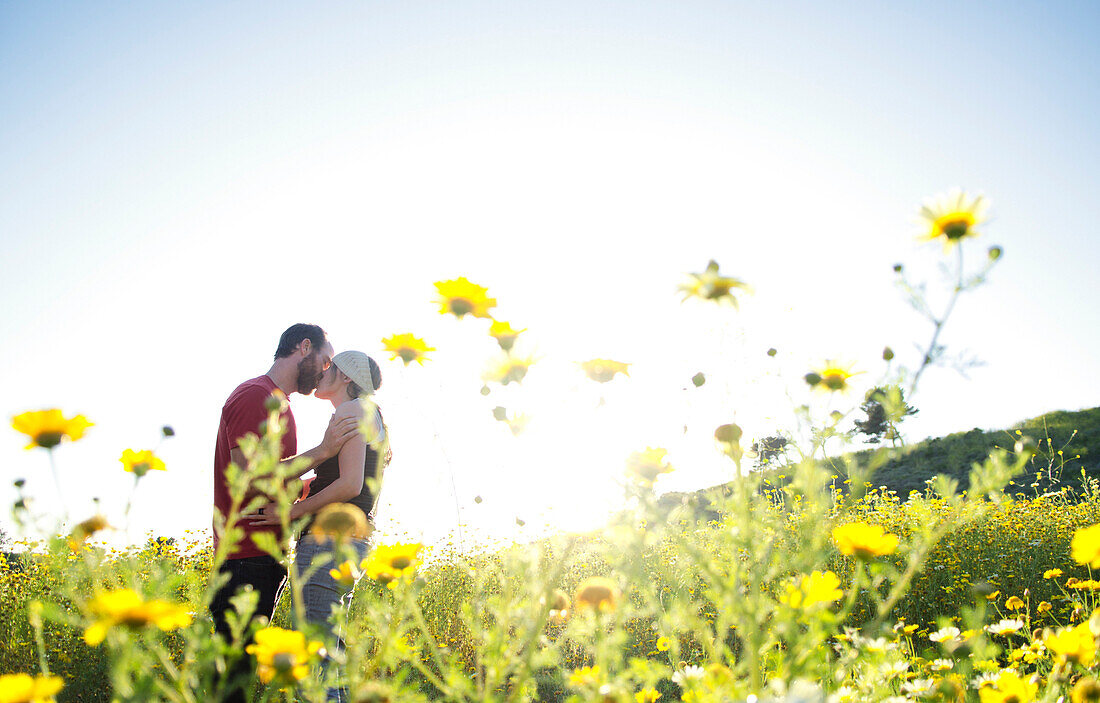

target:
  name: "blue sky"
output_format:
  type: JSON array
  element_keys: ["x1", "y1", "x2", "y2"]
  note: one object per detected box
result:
[{"x1": 2, "y1": 2, "x2": 1098, "y2": 547}]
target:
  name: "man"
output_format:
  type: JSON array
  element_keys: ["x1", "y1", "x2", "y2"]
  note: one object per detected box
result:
[{"x1": 209, "y1": 323, "x2": 357, "y2": 702}]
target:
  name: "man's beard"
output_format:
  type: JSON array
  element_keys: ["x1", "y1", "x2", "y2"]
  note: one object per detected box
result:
[{"x1": 297, "y1": 356, "x2": 322, "y2": 394}]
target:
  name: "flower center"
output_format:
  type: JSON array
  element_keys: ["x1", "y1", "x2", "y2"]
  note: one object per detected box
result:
[
  {"x1": 935, "y1": 213, "x2": 976, "y2": 240},
  {"x1": 34, "y1": 431, "x2": 65, "y2": 449},
  {"x1": 390, "y1": 556, "x2": 411, "y2": 570},
  {"x1": 450, "y1": 298, "x2": 473, "y2": 316}
]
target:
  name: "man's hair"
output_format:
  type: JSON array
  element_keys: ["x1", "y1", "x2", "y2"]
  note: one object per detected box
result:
[{"x1": 274, "y1": 324, "x2": 327, "y2": 360}]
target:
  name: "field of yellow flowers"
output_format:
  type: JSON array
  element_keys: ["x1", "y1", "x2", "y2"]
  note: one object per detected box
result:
[{"x1": 6, "y1": 189, "x2": 1100, "y2": 702}]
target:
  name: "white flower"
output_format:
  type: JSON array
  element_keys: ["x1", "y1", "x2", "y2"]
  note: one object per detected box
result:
[
  {"x1": 929, "y1": 626, "x2": 960, "y2": 643},
  {"x1": 903, "y1": 679, "x2": 934, "y2": 695},
  {"x1": 672, "y1": 665, "x2": 707, "y2": 686},
  {"x1": 878, "y1": 661, "x2": 909, "y2": 678},
  {"x1": 863, "y1": 637, "x2": 897, "y2": 653},
  {"x1": 930, "y1": 659, "x2": 954, "y2": 671},
  {"x1": 985, "y1": 619, "x2": 1025, "y2": 635},
  {"x1": 971, "y1": 672, "x2": 998, "y2": 688}
]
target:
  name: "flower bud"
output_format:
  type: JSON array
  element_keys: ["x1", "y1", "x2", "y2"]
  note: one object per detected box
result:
[
  {"x1": 988, "y1": 246, "x2": 1003, "y2": 261},
  {"x1": 882, "y1": 346, "x2": 894, "y2": 361},
  {"x1": 161, "y1": 425, "x2": 175, "y2": 437},
  {"x1": 692, "y1": 372, "x2": 706, "y2": 387},
  {"x1": 892, "y1": 263, "x2": 903, "y2": 273},
  {"x1": 767, "y1": 347, "x2": 777, "y2": 357}
]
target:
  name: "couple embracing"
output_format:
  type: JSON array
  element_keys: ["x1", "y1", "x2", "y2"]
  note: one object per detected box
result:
[{"x1": 209, "y1": 323, "x2": 389, "y2": 702}]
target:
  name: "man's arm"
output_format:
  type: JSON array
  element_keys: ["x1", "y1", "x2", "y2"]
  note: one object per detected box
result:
[{"x1": 230, "y1": 413, "x2": 358, "y2": 500}]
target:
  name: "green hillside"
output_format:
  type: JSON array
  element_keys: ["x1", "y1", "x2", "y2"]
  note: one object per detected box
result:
[
  {"x1": 838, "y1": 405, "x2": 1100, "y2": 497},
  {"x1": 660, "y1": 406, "x2": 1100, "y2": 512}
]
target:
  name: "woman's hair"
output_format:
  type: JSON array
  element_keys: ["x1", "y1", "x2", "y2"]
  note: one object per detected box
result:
[{"x1": 346, "y1": 355, "x2": 382, "y2": 399}]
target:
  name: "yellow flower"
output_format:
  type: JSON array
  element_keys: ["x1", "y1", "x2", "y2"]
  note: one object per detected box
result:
[
  {"x1": 68, "y1": 514, "x2": 111, "y2": 550},
  {"x1": 832, "y1": 522, "x2": 899, "y2": 559},
  {"x1": 542, "y1": 588, "x2": 571, "y2": 625},
  {"x1": 1038, "y1": 601, "x2": 1053, "y2": 614},
  {"x1": 488, "y1": 321, "x2": 525, "y2": 351},
  {"x1": 780, "y1": 570, "x2": 843, "y2": 609},
  {"x1": 567, "y1": 665, "x2": 601, "y2": 688},
  {"x1": 1072, "y1": 524, "x2": 1100, "y2": 568},
  {"x1": 679, "y1": 260, "x2": 752, "y2": 307},
  {"x1": 482, "y1": 355, "x2": 535, "y2": 386},
  {"x1": 329, "y1": 560, "x2": 362, "y2": 589},
  {"x1": 246, "y1": 626, "x2": 324, "y2": 686},
  {"x1": 0, "y1": 673, "x2": 64, "y2": 703},
  {"x1": 119, "y1": 449, "x2": 166, "y2": 476},
  {"x1": 977, "y1": 670, "x2": 1036, "y2": 703},
  {"x1": 635, "y1": 688, "x2": 660, "y2": 703},
  {"x1": 381, "y1": 333, "x2": 434, "y2": 366},
  {"x1": 1044, "y1": 568, "x2": 1064, "y2": 579},
  {"x1": 986, "y1": 590, "x2": 1001, "y2": 601},
  {"x1": 11, "y1": 409, "x2": 92, "y2": 450},
  {"x1": 656, "y1": 636, "x2": 671, "y2": 651},
  {"x1": 1072, "y1": 678, "x2": 1100, "y2": 703},
  {"x1": 805, "y1": 361, "x2": 859, "y2": 393},
  {"x1": 579, "y1": 359, "x2": 630, "y2": 384},
  {"x1": 434, "y1": 277, "x2": 496, "y2": 319},
  {"x1": 311, "y1": 503, "x2": 371, "y2": 544},
  {"x1": 574, "y1": 576, "x2": 621, "y2": 612},
  {"x1": 83, "y1": 588, "x2": 192, "y2": 646},
  {"x1": 625, "y1": 447, "x2": 673, "y2": 484},
  {"x1": 918, "y1": 188, "x2": 989, "y2": 251},
  {"x1": 1045, "y1": 622, "x2": 1097, "y2": 666},
  {"x1": 1005, "y1": 596, "x2": 1025, "y2": 611},
  {"x1": 363, "y1": 542, "x2": 422, "y2": 588}
]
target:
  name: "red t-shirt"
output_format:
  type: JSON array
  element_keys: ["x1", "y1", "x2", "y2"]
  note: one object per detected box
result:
[{"x1": 213, "y1": 375, "x2": 297, "y2": 559}]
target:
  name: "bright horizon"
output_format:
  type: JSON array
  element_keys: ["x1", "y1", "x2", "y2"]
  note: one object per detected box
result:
[{"x1": 2, "y1": 2, "x2": 1099, "y2": 550}]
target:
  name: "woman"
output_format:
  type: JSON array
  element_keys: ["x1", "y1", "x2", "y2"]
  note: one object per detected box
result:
[{"x1": 247, "y1": 350, "x2": 389, "y2": 701}]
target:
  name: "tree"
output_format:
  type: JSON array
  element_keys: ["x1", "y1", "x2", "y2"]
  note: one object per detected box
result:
[
  {"x1": 751, "y1": 434, "x2": 791, "y2": 469},
  {"x1": 854, "y1": 385, "x2": 918, "y2": 445}
]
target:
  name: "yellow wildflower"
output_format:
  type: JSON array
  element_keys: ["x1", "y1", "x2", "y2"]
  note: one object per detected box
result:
[
  {"x1": 1005, "y1": 596, "x2": 1025, "y2": 611},
  {"x1": 1072, "y1": 524, "x2": 1100, "y2": 568},
  {"x1": 11, "y1": 409, "x2": 92, "y2": 450},
  {"x1": 434, "y1": 277, "x2": 496, "y2": 319},
  {"x1": 246, "y1": 626, "x2": 324, "y2": 686},
  {"x1": 986, "y1": 590, "x2": 1001, "y2": 601},
  {"x1": 0, "y1": 673, "x2": 64, "y2": 703},
  {"x1": 635, "y1": 689, "x2": 660, "y2": 703},
  {"x1": 488, "y1": 321, "x2": 524, "y2": 351},
  {"x1": 68, "y1": 514, "x2": 110, "y2": 550},
  {"x1": 363, "y1": 542, "x2": 422, "y2": 588},
  {"x1": 832, "y1": 522, "x2": 899, "y2": 559},
  {"x1": 542, "y1": 588, "x2": 571, "y2": 625},
  {"x1": 311, "y1": 503, "x2": 371, "y2": 544},
  {"x1": 679, "y1": 260, "x2": 752, "y2": 307},
  {"x1": 1072, "y1": 678, "x2": 1100, "y2": 703},
  {"x1": 656, "y1": 636, "x2": 671, "y2": 651},
  {"x1": 977, "y1": 670, "x2": 1036, "y2": 703},
  {"x1": 381, "y1": 333, "x2": 434, "y2": 366},
  {"x1": 625, "y1": 447, "x2": 673, "y2": 485},
  {"x1": 780, "y1": 570, "x2": 843, "y2": 609},
  {"x1": 918, "y1": 188, "x2": 989, "y2": 251},
  {"x1": 1045, "y1": 622, "x2": 1097, "y2": 666},
  {"x1": 1038, "y1": 601, "x2": 1053, "y2": 614},
  {"x1": 805, "y1": 361, "x2": 859, "y2": 393},
  {"x1": 574, "y1": 576, "x2": 621, "y2": 612},
  {"x1": 568, "y1": 665, "x2": 601, "y2": 687},
  {"x1": 482, "y1": 355, "x2": 535, "y2": 386},
  {"x1": 579, "y1": 358, "x2": 630, "y2": 383},
  {"x1": 119, "y1": 449, "x2": 165, "y2": 476},
  {"x1": 329, "y1": 560, "x2": 361, "y2": 589},
  {"x1": 1044, "y1": 568, "x2": 1063, "y2": 579},
  {"x1": 83, "y1": 588, "x2": 192, "y2": 646}
]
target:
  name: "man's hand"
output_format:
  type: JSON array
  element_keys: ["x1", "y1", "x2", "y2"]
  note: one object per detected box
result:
[
  {"x1": 242, "y1": 501, "x2": 282, "y2": 526},
  {"x1": 319, "y1": 414, "x2": 359, "y2": 458}
]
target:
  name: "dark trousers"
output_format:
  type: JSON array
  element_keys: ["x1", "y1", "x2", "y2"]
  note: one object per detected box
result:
[{"x1": 209, "y1": 554, "x2": 288, "y2": 703}]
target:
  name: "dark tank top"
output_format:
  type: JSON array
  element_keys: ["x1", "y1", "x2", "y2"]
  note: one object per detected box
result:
[{"x1": 301, "y1": 432, "x2": 386, "y2": 537}]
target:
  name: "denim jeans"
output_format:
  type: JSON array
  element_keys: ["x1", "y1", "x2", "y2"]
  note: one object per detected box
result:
[
  {"x1": 294, "y1": 534, "x2": 371, "y2": 702},
  {"x1": 209, "y1": 554, "x2": 288, "y2": 703}
]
